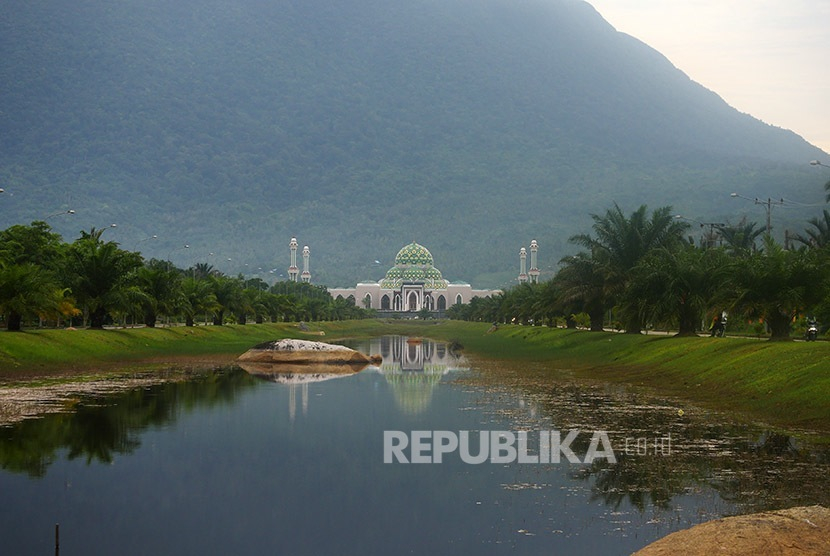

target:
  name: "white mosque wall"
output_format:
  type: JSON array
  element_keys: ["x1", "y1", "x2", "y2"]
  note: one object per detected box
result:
[{"x1": 329, "y1": 282, "x2": 500, "y2": 311}]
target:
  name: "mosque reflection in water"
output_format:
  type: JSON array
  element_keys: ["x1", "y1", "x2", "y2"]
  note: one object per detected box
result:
[
  {"x1": 266, "y1": 336, "x2": 466, "y2": 420},
  {"x1": 370, "y1": 336, "x2": 467, "y2": 414}
]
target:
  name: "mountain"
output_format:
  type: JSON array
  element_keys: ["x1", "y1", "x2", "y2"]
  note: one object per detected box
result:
[{"x1": 1, "y1": 0, "x2": 826, "y2": 288}]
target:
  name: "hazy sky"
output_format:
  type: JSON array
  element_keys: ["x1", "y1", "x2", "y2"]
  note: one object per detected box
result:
[{"x1": 588, "y1": 0, "x2": 830, "y2": 157}]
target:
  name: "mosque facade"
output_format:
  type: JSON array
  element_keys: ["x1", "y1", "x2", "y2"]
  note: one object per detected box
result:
[{"x1": 327, "y1": 242, "x2": 501, "y2": 313}]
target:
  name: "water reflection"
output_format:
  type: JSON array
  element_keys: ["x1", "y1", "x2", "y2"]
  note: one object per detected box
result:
[
  {"x1": 0, "y1": 368, "x2": 257, "y2": 477},
  {"x1": 0, "y1": 337, "x2": 828, "y2": 555},
  {"x1": 239, "y1": 362, "x2": 367, "y2": 423},
  {"x1": 460, "y1": 362, "x2": 830, "y2": 515},
  {"x1": 367, "y1": 336, "x2": 468, "y2": 414}
]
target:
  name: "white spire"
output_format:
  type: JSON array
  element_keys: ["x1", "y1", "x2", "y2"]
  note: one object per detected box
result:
[
  {"x1": 288, "y1": 237, "x2": 299, "y2": 282},
  {"x1": 518, "y1": 247, "x2": 528, "y2": 283},
  {"x1": 529, "y1": 239, "x2": 540, "y2": 284},
  {"x1": 301, "y1": 245, "x2": 311, "y2": 283}
]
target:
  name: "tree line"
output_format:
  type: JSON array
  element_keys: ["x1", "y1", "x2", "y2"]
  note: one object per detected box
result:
[
  {"x1": 0, "y1": 222, "x2": 371, "y2": 331},
  {"x1": 448, "y1": 203, "x2": 830, "y2": 341}
]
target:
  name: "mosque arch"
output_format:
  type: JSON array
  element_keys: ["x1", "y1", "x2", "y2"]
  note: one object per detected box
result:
[
  {"x1": 455, "y1": 294, "x2": 463, "y2": 305},
  {"x1": 381, "y1": 294, "x2": 391, "y2": 310},
  {"x1": 437, "y1": 295, "x2": 446, "y2": 311}
]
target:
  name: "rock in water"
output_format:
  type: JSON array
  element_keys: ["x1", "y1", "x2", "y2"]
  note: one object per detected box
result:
[{"x1": 237, "y1": 339, "x2": 377, "y2": 367}]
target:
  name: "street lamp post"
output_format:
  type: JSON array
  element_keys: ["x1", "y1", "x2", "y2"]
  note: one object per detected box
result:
[
  {"x1": 730, "y1": 193, "x2": 784, "y2": 235},
  {"x1": 810, "y1": 160, "x2": 829, "y2": 169},
  {"x1": 167, "y1": 244, "x2": 190, "y2": 264},
  {"x1": 134, "y1": 234, "x2": 158, "y2": 251},
  {"x1": 44, "y1": 209, "x2": 75, "y2": 220}
]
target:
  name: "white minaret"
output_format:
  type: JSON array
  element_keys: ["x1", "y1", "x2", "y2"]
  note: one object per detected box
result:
[
  {"x1": 529, "y1": 240, "x2": 540, "y2": 284},
  {"x1": 518, "y1": 247, "x2": 528, "y2": 283},
  {"x1": 301, "y1": 245, "x2": 311, "y2": 283},
  {"x1": 288, "y1": 237, "x2": 299, "y2": 282}
]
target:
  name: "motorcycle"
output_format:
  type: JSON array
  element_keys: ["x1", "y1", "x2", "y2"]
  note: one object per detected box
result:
[
  {"x1": 806, "y1": 319, "x2": 818, "y2": 341},
  {"x1": 710, "y1": 315, "x2": 727, "y2": 337}
]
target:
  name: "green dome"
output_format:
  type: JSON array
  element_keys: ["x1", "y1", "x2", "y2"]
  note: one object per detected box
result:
[
  {"x1": 380, "y1": 242, "x2": 448, "y2": 289},
  {"x1": 394, "y1": 243, "x2": 434, "y2": 266},
  {"x1": 402, "y1": 268, "x2": 425, "y2": 281}
]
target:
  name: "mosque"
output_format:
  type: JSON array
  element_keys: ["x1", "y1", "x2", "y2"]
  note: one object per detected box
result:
[{"x1": 289, "y1": 239, "x2": 539, "y2": 314}]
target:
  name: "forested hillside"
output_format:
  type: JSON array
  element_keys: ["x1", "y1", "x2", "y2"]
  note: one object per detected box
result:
[{"x1": 1, "y1": 0, "x2": 826, "y2": 288}]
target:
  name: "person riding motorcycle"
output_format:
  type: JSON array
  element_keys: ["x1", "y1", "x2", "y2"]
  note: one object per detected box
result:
[
  {"x1": 709, "y1": 312, "x2": 726, "y2": 337},
  {"x1": 806, "y1": 317, "x2": 819, "y2": 341}
]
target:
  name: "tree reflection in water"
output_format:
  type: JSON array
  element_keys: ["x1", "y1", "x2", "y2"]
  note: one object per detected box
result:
[{"x1": 0, "y1": 368, "x2": 258, "y2": 477}]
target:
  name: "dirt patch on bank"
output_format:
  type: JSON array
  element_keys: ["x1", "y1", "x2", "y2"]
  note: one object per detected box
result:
[{"x1": 633, "y1": 505, "x2": 830, "y2": 555}]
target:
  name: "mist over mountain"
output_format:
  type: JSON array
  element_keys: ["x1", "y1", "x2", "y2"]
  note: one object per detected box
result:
[{"x1": 1, "y1": 0, "x2": 826, "y2": 288}]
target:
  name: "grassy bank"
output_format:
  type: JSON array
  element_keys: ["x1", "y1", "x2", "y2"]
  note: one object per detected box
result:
[{"x1": 0, "y1": 320, "x2": 828, "y2": 430}]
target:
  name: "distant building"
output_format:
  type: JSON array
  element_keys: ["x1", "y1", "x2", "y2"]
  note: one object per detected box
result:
[
  {"x1": 288, "y1": 237, "x2": 311, "y2": 283},
  {"x1": 287, "y1": 237, "x2": 299, "y2": 282},
  {"x1": 329, "y1": 242, "x2": 500, "y2": 313},
  {"x1": 518, "y1": 246, "x2": 528, "y2": 283},
  {"x1": 517, "y1": 239, "x2": 540, "y2": 284},
  {"x1": 528, "y1": 239, "x2": 540, "y2": 284}
]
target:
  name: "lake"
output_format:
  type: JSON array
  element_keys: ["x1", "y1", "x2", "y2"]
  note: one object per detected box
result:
[{"x1": 1, "y1": 336, "x2": 828, "y2": 555}]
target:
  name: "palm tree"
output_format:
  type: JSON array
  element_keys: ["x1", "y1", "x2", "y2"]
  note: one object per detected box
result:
[
  {"x1": 501, "y1": 282, "x2": 537, "y2": 325},
  {"x1": 181, "y1": 277, "x2": 219, "y2": 326},
  {"x1": 237, "y1": 287, "x2": 270, "y2": 324},
  {"x1": 569, "y1": 203, "x2": 688, "y2": 333},
  {"x1": 190, "y1": 262, "x2": 216, "y2": 280},
  {"x1": 208, "y1": 275, "x2": 243, "y2": 325},
  {"x1": 718, "y1": 218, "x2": 765, "y2": 256},
  {"x1": 792, "y1": 209, "x2": 830, "y2": 249},
  {"x1": 0, "y1": 263, "x2": 71, "y2": 331},
  {"x1": 627, "y1": 245, "x2": 730, "y2": 336},
  {"x1": 65, "y1": 228, "x2": 143, "y2": 328},
  {"x1": 132, "y1": 261, "x2": 185, "y2": 327},
  {"x1": 261, "y1": 293, "x2": 297, "y2": 323},
  {"x1": 531, "y1": 279, "x2": 560, "y2": 327},
  {"x1": 555, "y1": 252, "x2": 606, "y2": 331},
  {"x1": 729, "y1": 237, "x2": 824, "y2": 340}
]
